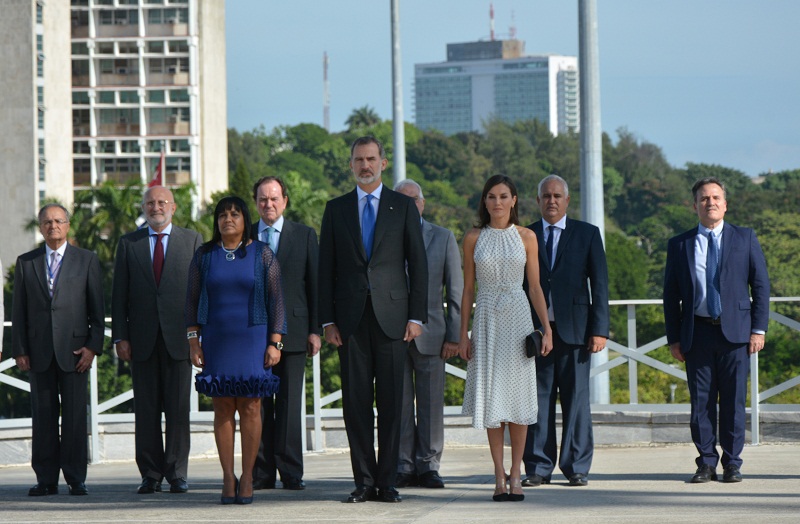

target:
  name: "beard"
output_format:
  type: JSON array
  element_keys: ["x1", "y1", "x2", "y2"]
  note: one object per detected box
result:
[{"x1": 355, "y1": 170, "x2": 379, "y2": 186}]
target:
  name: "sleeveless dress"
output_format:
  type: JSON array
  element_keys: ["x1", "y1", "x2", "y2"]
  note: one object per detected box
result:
[
  {"x1": 462, "y1": 225, "x2": 538, "y2": 430},
  {"x1": 194, "y1": 243, "x2": 281, "y2": 398}
]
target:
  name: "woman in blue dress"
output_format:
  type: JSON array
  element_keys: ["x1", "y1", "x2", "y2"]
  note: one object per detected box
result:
[{"x1": 186, "y1": 196, "x2": 286, "y2": 504}]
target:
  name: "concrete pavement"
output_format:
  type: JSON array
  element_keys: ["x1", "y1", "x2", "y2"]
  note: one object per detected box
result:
[{"x1": 1, "y1": 443, "x2": 799, "y2": 523}]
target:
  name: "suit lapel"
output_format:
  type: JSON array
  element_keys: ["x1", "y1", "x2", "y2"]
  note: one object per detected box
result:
[
  {"x1": 553, "y1": 218, "x2": 573, "y2": 269},
  {"x1": 422, "y1": 219, "x2": 433, "y2": 250},
  {"x1": 132, "y1": 229, "x2": 157, "y2": 289},
  {"x1": 342, "y1": 190, "x2": 366, "y2": 261},
  {"x1": 685, "y1": 229, "x2": 698, "y2": 287},
  {"x1": 32, "y1": 247, "x2": 50, "y2": 298},
  {"x1": 371, "y1": 189, "x2": 393, "y2": 256},
  {"x1": 531, "y1": 221, "x2": 547, "y2": 272},
  {"x1": 276, "y1": 220, "x2": 293, "y2": 265},
  {"x1": 720, "y1": 224, "x2": 734, "y2": 273}
]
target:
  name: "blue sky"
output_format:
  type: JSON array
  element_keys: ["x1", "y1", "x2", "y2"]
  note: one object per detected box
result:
[{"x1": 225, "y1": 0, "x2": 800, "y2": 177}]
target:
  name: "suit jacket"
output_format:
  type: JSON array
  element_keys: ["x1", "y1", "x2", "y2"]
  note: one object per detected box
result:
[
  {"x1": 318, "y1": 186, "x2": 428, "y2": 341},
  {"x1": 252, "y1": 219, "x2": 320, "y2": 352},
  {"x1": 12, "y1": 244, "x2": 105, "y2": 373},
  {"x1": 112, "y1": 226, "x2": 203, "y2": 361},
  {"x1": 413, "y1": 219, "x2": 463, "y2": 356},
  {"x1": 528, "y1": 217, "x2": 609, "y2": 345},
  {"x1": 663, "y1": 223, "x2": 770, "y2": 352}
]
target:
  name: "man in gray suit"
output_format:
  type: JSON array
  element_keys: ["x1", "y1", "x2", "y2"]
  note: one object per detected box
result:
[
  {"x1": 251, "y1": 176, "x2": 320, "y2": 491},
  {"x1": 394, "y1": 180, "x2": 462, "y2": 489},
  {"x1": 112, "y1": 186, "x2": 203, "y2": 494},
  {"x1": 12, "y1": 204, "x2": 104, "y2": 496}
]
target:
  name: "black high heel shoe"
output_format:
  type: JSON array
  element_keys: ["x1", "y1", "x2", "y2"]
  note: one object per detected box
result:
[
  {"x1": 507, "y1": 477, "x2": 525, "y2": 502},
  {"x1": 221, "y1": 476, "x2": 238, "y2": 505},
  {"x1": 492, "y1": 475, "x2": 509, "y2": 502}
]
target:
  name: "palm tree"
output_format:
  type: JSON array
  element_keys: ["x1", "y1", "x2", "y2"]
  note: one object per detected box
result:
[{"x1": 345, "y1": 105, "x2": 381, "y2": 131}]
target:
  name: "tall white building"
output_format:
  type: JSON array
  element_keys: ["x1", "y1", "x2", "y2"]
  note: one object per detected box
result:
[
  {"x1": 414, "y1": 39, "x2": 579, "y2": 136},
  {"x1": 0, "y1": 0, "x2": 227, "y2": 269}
]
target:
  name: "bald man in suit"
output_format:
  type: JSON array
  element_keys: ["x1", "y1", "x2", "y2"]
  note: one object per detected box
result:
[
  {"x1": 112, "y1": 186, "x2": 203, "y2": 494},
  {"x1": 12, "y1": 204, "x2": 104, "y2": 496}
]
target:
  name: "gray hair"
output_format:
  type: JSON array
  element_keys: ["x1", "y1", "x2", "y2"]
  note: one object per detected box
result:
[
  {"x1": 38, "y1": 203, "x2": 71, "y2": 223},
  {"x1": 537, "y1": 174, "x2": 569, "y2": 198},
  {"x1": 394, "y1": 179, "x2": 425, "y2": 200}
]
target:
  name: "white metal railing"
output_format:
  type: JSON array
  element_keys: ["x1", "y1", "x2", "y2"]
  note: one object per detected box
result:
[{"x1": 2, "y1": 298, "x2": 799, "y2": 462}]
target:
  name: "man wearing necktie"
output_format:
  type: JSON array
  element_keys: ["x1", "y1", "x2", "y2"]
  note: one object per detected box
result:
[
  {"x1": 522, "y1": 175, "x2": 609, "y2": 488},
  {"x1": 318, "y1": 136, "x2": 428, "y2": 503},
  {"x1": 664, "y1": 177, "x2": 770, "y2": 483},
  {"x1": 250, "y1": 176, "x2": 320, "y2": 491},
  {"x1": 12, "y1": 204, "x2": 104, "y2": 496},
  {"x1": 112, "y1": 186, "x2": 202, "y2": 494}
]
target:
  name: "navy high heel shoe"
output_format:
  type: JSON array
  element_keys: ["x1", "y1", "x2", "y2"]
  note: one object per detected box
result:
[
  {"x1": 235, "y1": 478, "x2": 253, "y2": 505},
  {"x1": 221, "y1": 477, "x2": 238, "y2": 505}
]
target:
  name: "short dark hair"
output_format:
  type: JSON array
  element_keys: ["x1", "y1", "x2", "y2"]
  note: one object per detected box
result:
[
  {"x1": 477, "y1": 175, "x2": 519, "y2": 228},
  {"x1": 252, "y1": 176, "x2": 290, "y2": 208},
  {"x1": 350, "y1": 136, "x2": 385, "y2": 160},
  {"x1": 692, "y1": 177, "x2": 727, "y2": 201},
  {"x1": 203, "y1": 196, "x2": 252, "y2": 256},
  {"x1": 38, "y1": 203, "x2": 70, "y2": 223}
]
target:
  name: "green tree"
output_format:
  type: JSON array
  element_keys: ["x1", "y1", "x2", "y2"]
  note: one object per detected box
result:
[{"x1": 345, "y1": 105, "x2": 381, "y2": 131}]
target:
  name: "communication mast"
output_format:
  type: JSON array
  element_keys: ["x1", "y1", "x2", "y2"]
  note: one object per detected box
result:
[
  {"x1": 490, "y1": 2, "x2": 495, "y2": 41},
  {"x1": 323, "y1": 52, "x2": 330, "y2": 132}
]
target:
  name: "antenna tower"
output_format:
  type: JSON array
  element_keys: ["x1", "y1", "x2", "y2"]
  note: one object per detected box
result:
[
  {"x1": 323, "y1": 52, "x2": 330, "y2": 132},
  {"x1": 490, "y1": 2, "x2": 495, "y2": 41}
]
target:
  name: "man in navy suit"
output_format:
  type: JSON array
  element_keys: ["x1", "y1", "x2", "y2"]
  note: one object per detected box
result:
[
  {"x1": 318, "y1": 136, "x2": 428, "y2": 503},
  {"x1": 251, "y1": 176, "x2": 320, "y2": 491},
  {"x1": 663, "y1": 177, "x2": 769, "y2": 483},
  {"x1": 522, "y1": 174, "x2": 609, "y2": 488}
]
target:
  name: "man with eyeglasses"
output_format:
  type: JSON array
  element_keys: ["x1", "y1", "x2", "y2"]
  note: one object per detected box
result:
[
  {"x1": 12, "y1": 204, "x2": 104, "y2": 496},
  {"x1": 112, "y1": 186, "x2": 202, "y2": 495}
]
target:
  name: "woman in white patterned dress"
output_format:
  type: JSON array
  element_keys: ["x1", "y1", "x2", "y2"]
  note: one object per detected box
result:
[{"x1": 458, "y1": 175, "x2": 553, "y2": 502}]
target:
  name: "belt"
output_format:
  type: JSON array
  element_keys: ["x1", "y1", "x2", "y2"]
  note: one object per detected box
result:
[{"x1": 694, "y1": 315, "x2": 721, "y2": 326}]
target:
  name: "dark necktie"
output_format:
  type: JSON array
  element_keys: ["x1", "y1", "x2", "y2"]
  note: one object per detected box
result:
[
  {"x1": 546, "y1": 225, "x2": 555, "y2": 269},
  {"x1": 263, "y1": 226, "x2": 276, "y2": 252},
  {"x1": 362, "y1": 194, "x2": 376, "y2": 261},
  {"x1": 48, "y1": 251, "x2": 62, "y2": 297},
  {"x1": 706, "y1": 231, "x2": 721, "y2": 319},
  {"x1": 153, "y1": 233, "x2": 165, "y2": 287}
]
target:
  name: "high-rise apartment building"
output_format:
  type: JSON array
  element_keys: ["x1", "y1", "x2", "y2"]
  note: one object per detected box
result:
[
  {"x1": 0, "y1": 0, "x2": 227, "y2": 269},
  {"x1": 414, "y1": 39, "x2": 579, "y2": 137}
]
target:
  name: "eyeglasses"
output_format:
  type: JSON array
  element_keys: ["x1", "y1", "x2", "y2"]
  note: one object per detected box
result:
[
  {"x1": 40, "y1": 219, "x2": 69, "y2": 226},
  {"x1": 144, "y1": 200, "x2": 172, "y2": 209}
]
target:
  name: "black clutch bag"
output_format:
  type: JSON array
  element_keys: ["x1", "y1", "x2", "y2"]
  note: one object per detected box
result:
[{"x1": 526, "y1": 329, "x2": 544, "y2": 358}]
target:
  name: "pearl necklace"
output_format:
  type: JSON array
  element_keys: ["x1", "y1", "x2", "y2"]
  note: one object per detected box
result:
[{"x1": 221, "y1": 241, "x2": 243, "y2": 261}]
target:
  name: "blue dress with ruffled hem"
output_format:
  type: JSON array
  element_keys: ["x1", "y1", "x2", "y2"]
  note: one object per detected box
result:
[{"x1": 196, "y1": 243, "x2": 279, "y2": 397}]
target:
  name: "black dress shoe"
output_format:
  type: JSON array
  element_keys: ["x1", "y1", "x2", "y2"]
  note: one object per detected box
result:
[
  {"x1": 722, "y1": 465, "x2": 742, "y2": 483},
  {"x1": 418, "y1": 471, "x2": 445, "y2": 489},
  {"x1": 282, "y1": 477, "x2": 306, "y2": 490},
  {"x1": 521, "y1": 474, "x2": 549, "y2": 487},
  {"x1": 252, "y1": 478, "x2": 276, "y2": 490},
  {"x1": 395, "y1": 472, "x2": 418, "y2": 488},
  {"x1": 690, "y1": 464, "x2": 718, "y2": 483},
  {"x1": 68, "y1": 482, "x2": 89, "y2": 496},
  {"x1": 137, "y1": 478, "x2": 162, "y2": 494},
  {"x1": 378, "y1": 486, "x2": 402, "y2": 503},
  {"x1": 28, "y1": 483, "x2": 58, "y2": 496},
  {"x1": 346, "y1": 485, "x2": 377, "y2": 503},
  {"x1": 568, "y1": 473, "x2": 588, "y2": 486},
  {"x1": 169, "y1": 478, "x2": 189, "y2": 493}
]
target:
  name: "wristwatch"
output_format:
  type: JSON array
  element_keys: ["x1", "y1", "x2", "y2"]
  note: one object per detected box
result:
[{"x1": 268, "y1": 341, "x2": 284, "y2": 351}]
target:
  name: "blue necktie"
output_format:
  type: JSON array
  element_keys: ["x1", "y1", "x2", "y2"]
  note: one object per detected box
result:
[
  {"x1": 706, "y1": 231, "x2": 721, "y2": 319},
  {"x1": 546, "y1": 225, "x2": 555, "y2": 269},
  {"x1": 362, "y1": 194, "x2": 376, "y2": 261},
  {"x1": 263, "y1": 226, "x2": 275, "y2": 252}
]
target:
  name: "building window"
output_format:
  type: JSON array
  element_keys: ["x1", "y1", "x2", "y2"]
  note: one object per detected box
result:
[
  {"x1": 39, "y1": 162, "x2": 46, "y2": 182},
  {"x1": 97, "y1": 42, "x2": 114, "y2": 54},
  {"x1": 37, "y1": 35, "x2": 43, "y2": 52},
  {"x1": 38, "y1": 138, "x2": 45, "y2": 157},
  {"x1": 98, "y1": 91, "x2": 115, "y2": 104},
  {"x1": 38, "y1": 107, "x2": 45, "y2": 129},
  {"x1": 72, "y1": 42, "x2": 89, "y2": 55},
  {"x1": 38, "y1": 86, "x2": 44, "y2": 105},
  {"x1": 36, "y1": 2, "x2": 43, "y2": 24},
  {"x1": 72, "y1": 91, "x2": 90, "y2": 105},
  {"x1": 170, "y1": 139, "x2": 190, "y2": 152},
  {"x1": 99, "y1": 140, "x2": 115, "y2": 153},
  {"x1": 120, "y1": 140, "x2": 140, "y2": 153},
  {"x1": 119, "y1": 90, "x2": 139, "y2": 103},
  {"x1": 147, "y1": 90, "x2": 165, "y2": 103},
  {"x1": 168, "y1": 40, "x2": 189, "y2": 53},
  {"x1": 147, "y1": 41, "x2": 165, "y2": 53},
  {"x1": 169, "y1": 89, "x2": 189, "y2": 102}
]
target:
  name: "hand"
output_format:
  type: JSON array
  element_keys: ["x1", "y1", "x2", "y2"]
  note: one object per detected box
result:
[
  {"x1": 307, "y1": 334, "x2": 322, "y2": 357},
  {"x1": 748, "y1": 333, "x2": 765, "y2": 354},
  {"x1": 265, "y1": 345, "x2": 281, "y2": 368},
  {"x1": 457, "y1": 337, "x2": 472, "y2": 361},
  {"x1": 15, "y1": 355, "x2": 31, "y2": 372},
  {"x1": 669, "y1": 342, "x2": 684, "y2": 363},
  {"x1": 588, "y1": 336, "x2": 607, "y2": 354},
  {"x1": 190, "y1": 338, "x2": 204, "y2": 368},
  {"x1": 440, "y1": 341, "x2": 460, "y2": 360},
  {"x1": 73, "y1": 347, "x2": 96, "y2": 373},
  {"x1": 403, "y1": 322, "x2": 423, "y2": 342},
  {"x1": 115, "y1": 340, "x2": 132, "y2": 362},
  {"x1": 324, "y1": 324, "x2": 343, "y2": 347},
  {"x1": 539, "y1": 329, "x2": 554, "y2": 357}
]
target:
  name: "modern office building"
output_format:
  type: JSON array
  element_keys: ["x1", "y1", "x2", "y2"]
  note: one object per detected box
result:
[
  {"x1": 0, "y1": 0, "x2": 227, "y2": 269},
  {"x1": 414, "y1": 39, "x2": 579, "y2": 137}
]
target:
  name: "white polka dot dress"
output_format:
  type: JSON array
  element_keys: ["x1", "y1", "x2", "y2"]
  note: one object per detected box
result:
[{"x1": 462, "y1": 225, "x2": 537, "y2": 430}]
